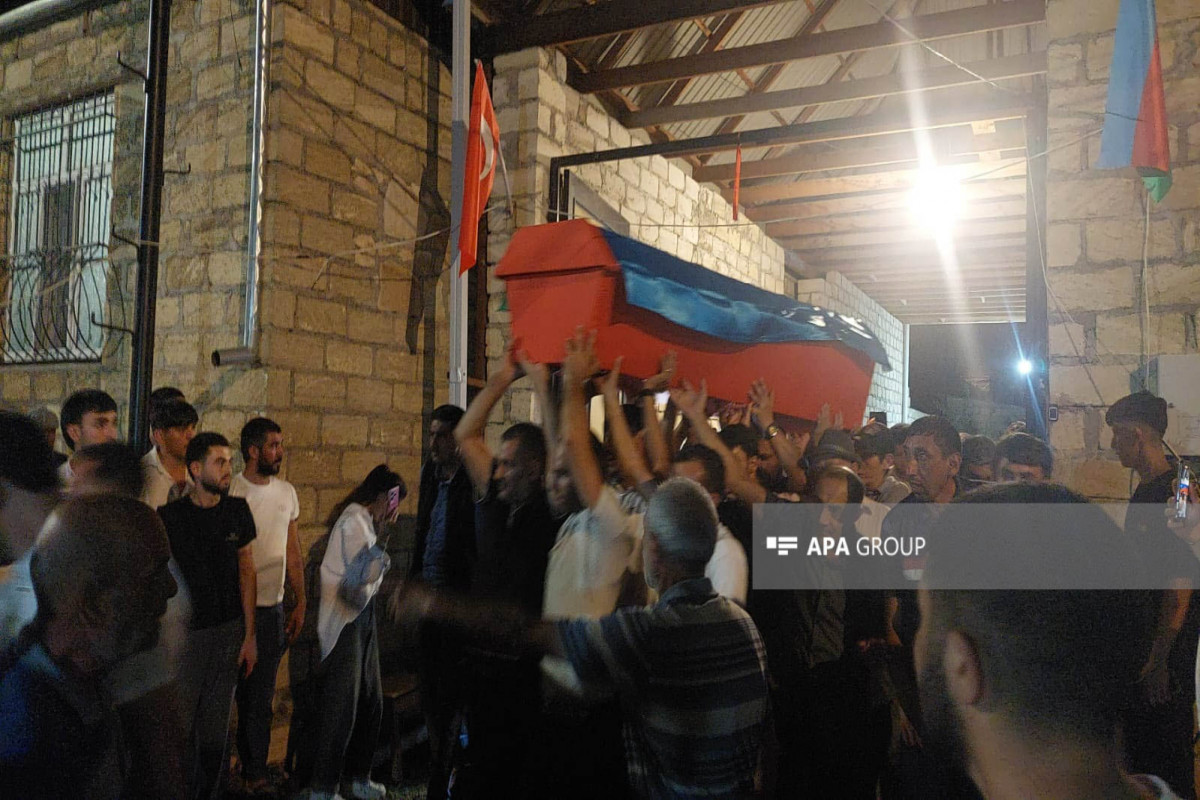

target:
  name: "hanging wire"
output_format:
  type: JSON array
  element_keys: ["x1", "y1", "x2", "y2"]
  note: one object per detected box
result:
[{"x1": 860, "y1": 0, "x2": 1025, "y2": 96}]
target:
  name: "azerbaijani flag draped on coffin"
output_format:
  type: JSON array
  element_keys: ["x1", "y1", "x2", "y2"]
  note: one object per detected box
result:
[{"x1": 1096, "y1": 0, "x2": 1171, "y2": 202}]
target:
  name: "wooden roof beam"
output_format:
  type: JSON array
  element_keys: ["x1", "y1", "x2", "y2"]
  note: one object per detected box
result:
[
  {"x1": 737, "y1": 158, "x2": 1026, "y2": 206},
  {"x1": 623, "y1": 51, "x2": 1047, "y2": 128},
  {"x1": 488, "y1": 0, "x2": 789, "y2": 53},
  {"x1": 575, "y1": 0, "x2": 1045, "y2": 94},
  {"x1": 780, "y1": 216, "x2": 1026, "y2": 251},
  {"x1": 751, "y1": 180, "x2": 1025, "y2": 222},
  {"x1": 761, "y1": 198, "x2": 1027, "y2": 238},
  {"x1": 695, "y1": 125, "x2": 1026, "y2": 182}
]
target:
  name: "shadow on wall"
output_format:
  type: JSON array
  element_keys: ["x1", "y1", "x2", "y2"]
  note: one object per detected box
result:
[{"x1": 407, "y1": 42, "x2": 451, "y2": 447}]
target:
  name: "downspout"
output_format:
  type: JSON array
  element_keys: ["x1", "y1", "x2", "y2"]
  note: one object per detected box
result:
[{"x1": 212, "y1": 0, "x2": 269, "y2": 367}]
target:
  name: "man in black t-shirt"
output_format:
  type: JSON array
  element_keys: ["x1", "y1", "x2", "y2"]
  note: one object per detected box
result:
[
  {"x1": 159, "y1": 432, "x2": 257, "y2": 800},
  {"x1": 1109, "y1": 391, "x2": 1199, "y2": 799}
]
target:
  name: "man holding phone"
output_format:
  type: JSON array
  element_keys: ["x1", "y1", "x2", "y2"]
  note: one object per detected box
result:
[{"x1": 1109, "y1": 391, "x2": 1200, "y2": 799}]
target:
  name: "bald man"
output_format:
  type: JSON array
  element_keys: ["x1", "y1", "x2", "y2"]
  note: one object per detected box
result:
[{"x1": 0, "y1": 496, "x2": 178, "y2": 799}]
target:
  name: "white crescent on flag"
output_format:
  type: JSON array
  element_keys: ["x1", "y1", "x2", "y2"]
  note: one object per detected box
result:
[{"x1": 479, "y1": 124, "x2": 495, "y2": 182}]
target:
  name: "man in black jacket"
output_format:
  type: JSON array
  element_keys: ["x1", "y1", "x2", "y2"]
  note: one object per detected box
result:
[{"x1": 410, "y1": 404, "x2": 476, "y2": 798}]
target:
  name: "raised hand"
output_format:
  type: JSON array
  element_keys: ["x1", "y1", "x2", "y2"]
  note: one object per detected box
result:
[
  {"x1": 563, "y1": 327, "x2": 601, "y2": 387},
  {"x1": 642, "y1": 350, "x2": 677, "y2": 393},
  {"x1": 670, "y1": 379, "x2": 708, "y2": 421},
  {"x1": 602, "y1": 356, "x2": 625, "y2": 403},
  {"x1": 749, "y1": 378, "x2": 775, "y2": 429},
  {"x1": 515, "y1": 348, "x2": 548, "y2": 392}
]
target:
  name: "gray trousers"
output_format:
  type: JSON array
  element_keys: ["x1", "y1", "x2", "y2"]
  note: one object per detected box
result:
[
  {"x1": 311, "y1": 600, "x2": 382, "y2": 793},
  {"x1": 177, "y1": 619, "x2": 243, "y2": 800}
]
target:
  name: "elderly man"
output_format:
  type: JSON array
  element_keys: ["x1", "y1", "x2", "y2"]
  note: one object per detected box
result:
[
  {"x1": 393, "y1": 477, "x2": 769, "y2": 799},
  {"x1": 0, "y1": 495, "x2": 177, "y2": 799}
]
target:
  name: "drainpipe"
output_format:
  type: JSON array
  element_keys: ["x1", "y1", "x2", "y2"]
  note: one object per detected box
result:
[
  {"x1": 127, "y1": 0, "x2": 172, "y2": 447},
  {"x1": 212, "y1": 0, "x2": 269, "y2": 368}
]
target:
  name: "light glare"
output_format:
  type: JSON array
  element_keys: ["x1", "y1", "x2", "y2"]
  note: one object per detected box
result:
[
  {"x1": 1017, "y1": 358, "x2": 1033, "y2": 376},
  {"x1": 908, "y1": 168, "x2": 963, "y2": 234}
]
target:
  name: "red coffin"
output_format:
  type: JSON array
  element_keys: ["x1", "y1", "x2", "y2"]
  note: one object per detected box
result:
[{"x1": 494, "y1": 220, "x2": 876, "y2": 423}]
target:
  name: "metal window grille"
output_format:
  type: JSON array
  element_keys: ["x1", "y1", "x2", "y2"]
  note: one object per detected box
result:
[{"x1": 3, "y1": 93, "x2": 116, "y2": 364}]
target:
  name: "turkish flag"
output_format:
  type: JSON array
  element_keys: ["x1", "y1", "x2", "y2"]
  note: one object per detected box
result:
[{"x1": 458, "y1": 61, "x2": 500, "y2": 274}]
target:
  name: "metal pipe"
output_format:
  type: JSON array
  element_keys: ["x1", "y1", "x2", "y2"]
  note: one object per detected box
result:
[
  {"x1": 127, "y1": 0, "x2": 171, "y2": 446},
  {"x1": 0, "y1": 0, "x2": 110, "y2": 38},
  {"x1": 1023, "y1": 78, "x2": 1049, "y2": 439},
  {"x1": 239, "y1": 0, "x2": 270, "y2": 352},
  {"x1": 447, "y1": 0, "x2": 470, "y2": 407}
]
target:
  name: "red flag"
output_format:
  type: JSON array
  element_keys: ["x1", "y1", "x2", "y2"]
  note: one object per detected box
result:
[
  {"x1": 732, "y1": 144, "x2": 742, "y2": 221},
  {"x1": 458, "y1": 61, "x2": 500, "y2": 274}
]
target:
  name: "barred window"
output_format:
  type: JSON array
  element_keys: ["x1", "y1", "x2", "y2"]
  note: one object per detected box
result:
[{"x1": 3, "y1": 93, "x2": 115, "y2": 364}]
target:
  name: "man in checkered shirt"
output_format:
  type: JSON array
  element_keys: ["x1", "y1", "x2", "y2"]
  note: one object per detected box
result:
[{"x1": 392, "y1": 476, "x2": 769, "y2": 799}]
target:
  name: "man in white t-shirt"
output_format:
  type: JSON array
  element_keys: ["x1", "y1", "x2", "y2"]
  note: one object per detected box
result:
[
  {"x1": 228, "y1": 417, "x2": 304, "y2": 792},
  {"x1": 57, "y1": 388, "x2": 120, "y2": 488},
  {"x1": 141, "y1": 398, "x2": 197, "y2": 510}
]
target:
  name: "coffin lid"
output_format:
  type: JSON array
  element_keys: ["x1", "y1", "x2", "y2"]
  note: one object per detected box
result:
[{"x1": 496, "y1": 220, "x2": 891, "y2": 370}]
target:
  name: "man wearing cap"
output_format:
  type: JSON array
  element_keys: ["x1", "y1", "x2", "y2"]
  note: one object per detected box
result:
[
  {"x1": 1109, "y1": 391, "x2": 1200, "y2": 798},
  {"x1": 811, "y1": 431, "x2": 890, "y2": 542}
]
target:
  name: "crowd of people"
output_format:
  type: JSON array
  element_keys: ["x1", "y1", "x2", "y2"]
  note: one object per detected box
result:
[{"x1": 2, "y1": 329, "x2": 1199, "y2": 800}]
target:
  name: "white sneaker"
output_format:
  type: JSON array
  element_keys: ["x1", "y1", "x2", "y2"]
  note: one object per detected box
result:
[
  {"x1": 349, "y1": 779, "x2": 387, "y2": 800},
  {"x1": 299, "y1": 790, "x2": 345, "y2": 800}
]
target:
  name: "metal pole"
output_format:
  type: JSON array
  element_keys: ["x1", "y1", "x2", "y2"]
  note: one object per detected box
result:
[
  {"x1": 447, "y1": 0, "x2": 471, "y2": 408},
  {"x1": 1023, "y1": 78, "x2": 1049, "y2": 439},
  {"x1": 241, "y1": 0, "x2": 269, "y2": 349},
  {"x1": 127, "y1": 0, "x2": 171, "y2": 445}
]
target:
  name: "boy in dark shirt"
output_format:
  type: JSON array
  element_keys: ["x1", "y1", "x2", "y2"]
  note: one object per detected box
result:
[
  {"x1": 1109, "y1": 391, "x2": 1200, "y2": 799},
  {"x1": 159, "y1": 432, "x2": 257, "y2": 800}
]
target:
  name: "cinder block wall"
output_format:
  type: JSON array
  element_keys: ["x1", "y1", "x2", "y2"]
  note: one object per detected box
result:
[{"x1": 1044, "y1": 0, "x2": 1200, "y2": 499}]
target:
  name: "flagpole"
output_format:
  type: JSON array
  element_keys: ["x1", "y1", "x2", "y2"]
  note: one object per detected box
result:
[{"x1": 448, "y1": 0, "x2": 470, "y2": 408}]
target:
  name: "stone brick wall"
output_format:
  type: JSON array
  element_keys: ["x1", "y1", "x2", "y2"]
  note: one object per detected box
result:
[
  {"x1": 0, "y1": 1, "x2": 148, "y2": 415},
  {"x1": 0, "y1": 0, "x2": 264, "y2": 441},
  {"x1": 1044, "y1": 0, "x2": 1200, "y2": 499},
  {"x1": 483, "y1": 47, "x2": 788, "y2": 439},
  {"x1": 0, "y1": 0, "x2": 453, "y2": 541},
  {"x1": 793, "y1": 273, "x2": 909, "y2": 425},
  {"x1": 257, "y1": 0, "x2": 452, "y2": 547}
]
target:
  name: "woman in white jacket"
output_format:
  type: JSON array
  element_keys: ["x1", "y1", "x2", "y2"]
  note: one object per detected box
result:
[{"x1": 308, "y1": 465, "x2": 405, "y2": 800}]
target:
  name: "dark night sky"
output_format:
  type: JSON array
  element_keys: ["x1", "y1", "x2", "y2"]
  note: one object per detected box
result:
[{"x1": 909, "y1": 323, "x2": 1032, "y2": 414}]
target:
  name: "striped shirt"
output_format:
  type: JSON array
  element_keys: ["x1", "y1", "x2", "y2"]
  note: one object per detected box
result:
[{"x1": 556, "y1": 577, "x2": 768, "y2": 799}]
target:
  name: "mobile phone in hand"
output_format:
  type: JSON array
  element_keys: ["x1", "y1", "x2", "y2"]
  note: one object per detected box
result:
[
  {"x1": 387, "y1": 485, "x2": 401, "y2": 516},
  {"x1": 1176, "y1": 463, "x2": 1192, "y2": 521}
]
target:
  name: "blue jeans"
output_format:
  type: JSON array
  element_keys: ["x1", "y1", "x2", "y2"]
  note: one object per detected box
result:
[
  {"x1": 235, "y1": 604, "x2": 286, "y2": 781},
  {"x1": 311, "y1": 601, "x2": 382, "y2": 793},
  {"x1": 177, "y1": 619, "x2": 243, "y2": 800}
]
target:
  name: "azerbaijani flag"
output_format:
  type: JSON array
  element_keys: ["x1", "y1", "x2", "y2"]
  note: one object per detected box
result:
[{"x1": 1096, "y1": 0, "x2": 1171, "y2": 202}]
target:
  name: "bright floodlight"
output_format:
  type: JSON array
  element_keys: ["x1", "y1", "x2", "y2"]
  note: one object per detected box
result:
[
  {"x1": 1017, "y1": 358, "x2": 1033, "y2": 376},
  {"x1": 908, "y1": 167, "x2": 963, "y2": 233}
]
